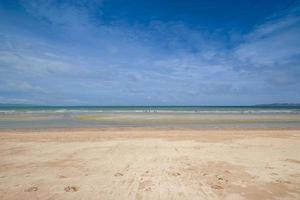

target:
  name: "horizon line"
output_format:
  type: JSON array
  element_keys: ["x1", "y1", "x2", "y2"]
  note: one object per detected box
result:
[{"x1": 1, "y1": 103, "x2": 300, "y2": 107}]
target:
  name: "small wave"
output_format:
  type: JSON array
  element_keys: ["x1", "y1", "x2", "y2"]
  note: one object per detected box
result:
[{"x1": 0, "y1": 108, "x2": 300, "y2": 115}]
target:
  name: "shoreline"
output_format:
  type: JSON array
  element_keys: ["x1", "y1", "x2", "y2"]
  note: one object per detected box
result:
[{"x1": 2, "y1": 126, "x2": 300, "y2": 132}]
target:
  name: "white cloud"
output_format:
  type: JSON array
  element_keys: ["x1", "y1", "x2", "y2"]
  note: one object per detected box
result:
[
  {"x1": 0, "y1": 51, "x2": 72, "y2": 76},
  {"x1": 20, "y1": 0, "x2": 102, "y2": 27},
  {"x1": 235, "y1": 6, "x2": 300, "y2": 67}
]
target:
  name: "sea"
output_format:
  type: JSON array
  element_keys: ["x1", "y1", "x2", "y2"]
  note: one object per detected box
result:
[{"x1": 0, "y1": 106, "x2": 300, "y2": 129}]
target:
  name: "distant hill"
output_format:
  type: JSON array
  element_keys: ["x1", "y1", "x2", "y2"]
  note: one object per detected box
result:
[{"x1": 254, "y1": 103, "x2": 300, "y2": 107}]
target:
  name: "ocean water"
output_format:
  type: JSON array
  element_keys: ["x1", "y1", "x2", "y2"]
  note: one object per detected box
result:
[{"x1": 0, "y1": 106, "x2": 300, "y2": 129}]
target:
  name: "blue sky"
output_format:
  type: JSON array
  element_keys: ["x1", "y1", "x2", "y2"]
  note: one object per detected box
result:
[{"x1": 0, "y1": 0, "x2": 300, "y2": 105}]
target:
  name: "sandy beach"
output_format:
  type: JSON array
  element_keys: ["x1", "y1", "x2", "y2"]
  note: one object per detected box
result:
[{"x1": 0, "y1": 129, "x2": 300, "y2": 200}]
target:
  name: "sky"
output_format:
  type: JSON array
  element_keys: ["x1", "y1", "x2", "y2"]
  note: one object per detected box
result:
[{"x1": 0, "y1": 0, "x2": 300, "y2": 106}]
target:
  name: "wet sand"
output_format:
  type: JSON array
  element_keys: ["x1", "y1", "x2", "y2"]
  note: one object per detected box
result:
[{"x1": 0, "y1": 129, "x2": 300, "y2": 199}]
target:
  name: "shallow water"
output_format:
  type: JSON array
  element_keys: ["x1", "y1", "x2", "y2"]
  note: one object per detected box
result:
[{"x1": 1, "y1": 106, "x2": 300, "y2": 129}]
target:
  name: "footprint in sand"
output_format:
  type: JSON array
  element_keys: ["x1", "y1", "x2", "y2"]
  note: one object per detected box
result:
[
  {"x1": 275, "y1": 180, "x2": 291, "y2": 184},
  {"x1": 211, "y1": 185, "x2": 223, "y2": 190},
  {"x1": 25, "y1": 186, "x2": 38, "y2": 192},
  {"x1": 138, "y1": 180, "x2": 153, "y2": 192},
  {"x1": 64, "y1": 186, "x2": 79, "y2": 192},
  {"x1": 114, "y1": 172, "x2": 124, "y2": 177},
  {"x1": 168, "y1": 171, "x2": 181, "y2": 176},
  {"x1": 142, "y1": 170, "x2": 154, "y2": 177}
]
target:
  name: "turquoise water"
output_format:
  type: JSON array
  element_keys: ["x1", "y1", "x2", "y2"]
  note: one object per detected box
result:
[{"x1": 1, "y1": 106, "x2": 300, "y2": 129}]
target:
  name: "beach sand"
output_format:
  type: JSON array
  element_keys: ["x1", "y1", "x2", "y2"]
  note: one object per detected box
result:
[{"x1": 0, "y1": 129, "x2": 300, "y2": 199}]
